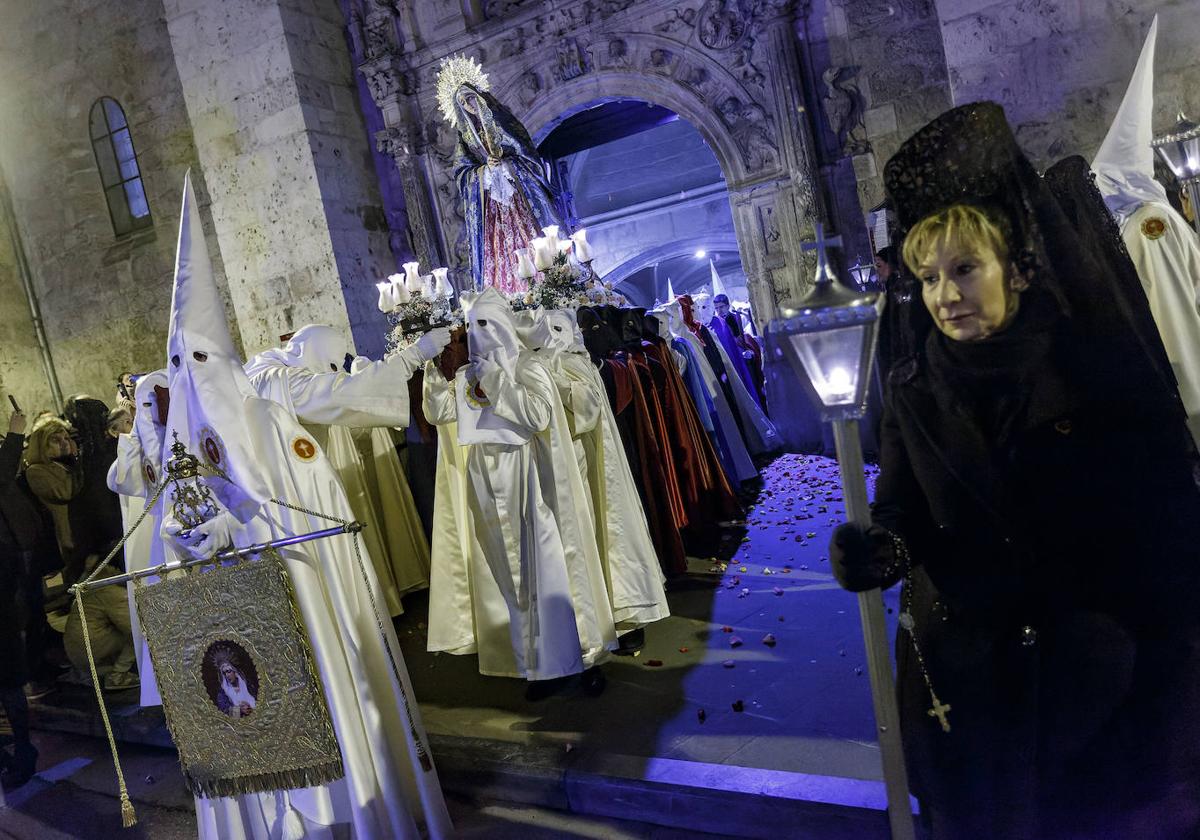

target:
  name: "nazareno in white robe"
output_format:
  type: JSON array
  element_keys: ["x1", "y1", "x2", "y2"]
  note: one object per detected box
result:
[
  {"x1": 1116, "y1": 203, "x2": 1200, "y2": 448},
  {"x1": 524, "y1": 310, "x2": 668, "y2": 630},
  {"x1": 106, "y1": 369, "x2": 169, "y2": 707},
  {"x1": 428, "y1": 288, "x2": 615, "y2": 680},
  {"x1": 161, "y1": 173, "x2": 450, "y2": 839},
  {"x1": 245, "y1": 347, "x2": 431, "y2": 616}
]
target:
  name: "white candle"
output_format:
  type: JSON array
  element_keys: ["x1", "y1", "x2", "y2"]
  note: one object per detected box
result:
[
  {"x1": 557, "y1": 238, "x2": 573, "y2": 254},
  {"x1": 515, "y1": 248, "x2": 537, "y2": 279},
  {"x1": 530, "y1": 236, "x2": 552, "y2": 270},
  {"x1": 376, "y1": 281, "x2": 394, "y2": 313},
  {"x1": 432, "y1": 267, "x2": 452, "y2": 297},
  {"x1": 570, "y1": 229, "x2": 593, "y2": 262},
  {"x1": 402, "y1": 261, "x2": 422, "y2": 294},
  {"x1": 421, "y1": 274, "x2": 434, "y2": 298},
  {"x1": 541, "y1": 225, "x2": 559, "y2": 252},
  {"x1": 392, "y1": 275, "x2": 411, "y2": 304}
]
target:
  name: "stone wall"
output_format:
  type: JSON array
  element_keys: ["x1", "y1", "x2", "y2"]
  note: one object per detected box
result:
[
  {"x1": 936, "y1": 0, "x2": 1200, "y2": 167},
  {"x1": 807, "y1": 0, "x2": 954, "y2": 216},
  {"x1": 0, "y1": 177, "x2": 47, "y2": 414},
  {"x1": 0, "y1": 0, "x2": 230, "y2": 411}
]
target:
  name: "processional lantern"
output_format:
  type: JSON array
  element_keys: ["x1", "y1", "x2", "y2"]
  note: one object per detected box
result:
[
  {"x1": 774, "y1": 225, "x2": 881, "y2": 420},
  {"x1": 1152, "y1": 112, "x2": 1200, "y2": 237},
  {"x1": 847, "y1": 256, "x2": 876, "y2": 290},
  {"x1": 768, "y1": 221, "x2": 914, "y2": 840}
]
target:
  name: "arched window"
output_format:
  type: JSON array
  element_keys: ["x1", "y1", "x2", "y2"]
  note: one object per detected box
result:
[{"x1": 89, "y1": 97, "x2": 152, "y2": 236}]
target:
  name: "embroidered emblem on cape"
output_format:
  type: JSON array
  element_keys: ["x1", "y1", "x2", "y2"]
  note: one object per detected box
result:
[
  {"x1": 197, "y1": 426, "x2": 226, "y2": 470},
  {"x1": 465, "y1": 377, "x2": 491, "y2": 408},
  {"x1": 1141, "y1": 216, "x2": 1167, "y2": 240},
  {"x1": 144, "y1": 460, "x2": 158, "y2": 486},
  {"x1": 291, "y1": 436, "x2": 318, "y2": 462}
]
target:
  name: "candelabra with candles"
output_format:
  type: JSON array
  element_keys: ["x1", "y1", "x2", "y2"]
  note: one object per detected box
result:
[
  {"x1": 376, "y1": 261, "x2": 460, "y2": 353},
  {"x1": 511, "y1": 226, "x2": 626, "y2": 309}
]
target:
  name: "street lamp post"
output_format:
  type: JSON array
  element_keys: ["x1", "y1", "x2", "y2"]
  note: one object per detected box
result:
[
  {"x1": 1152, "y1": 112, "x2": 1200, "y2": 239},
  {"x1": 770, "y1": 223, "x2": 915, "y2": 840}
]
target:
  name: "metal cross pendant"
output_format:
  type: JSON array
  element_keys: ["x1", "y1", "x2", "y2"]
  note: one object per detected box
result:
[{"x1": 927, "y1": 695, "x2": 951, "y2": 733}]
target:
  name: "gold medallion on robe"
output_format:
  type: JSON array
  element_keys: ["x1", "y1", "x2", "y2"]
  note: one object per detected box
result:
[{"x1": 1141, "y1": 216, "x2": 1167, "y2": 240}]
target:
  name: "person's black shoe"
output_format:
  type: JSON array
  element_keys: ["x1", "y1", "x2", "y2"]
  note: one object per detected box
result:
[
  {"x1": 524, "y1": 677, "x2": 564, "y2": 702},
  {"x1": 581, "y1": 666, "x2": 606, "y2": 697},
  {"x1": 0, "y1": 743, "x2": 38, "y2": 789},
  {"x1": 613, "y1": 628, "x2": 645, "y2": 656}
]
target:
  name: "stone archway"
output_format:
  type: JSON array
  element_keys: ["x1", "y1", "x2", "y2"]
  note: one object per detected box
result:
[{"x1": 360, "y1": 0, "x2": 824, "y2": 323}]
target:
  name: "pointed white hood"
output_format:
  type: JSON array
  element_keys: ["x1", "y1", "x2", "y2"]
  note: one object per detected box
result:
[
  {"x1": 1093, "y1": 16, "x2": 1169, "y2": 218},
  {"x1": 164, "y1": 172, "x2": 270, "y2": 521},
  {"x1": 709, "y1": 260, "x2": 729, "y2": 300}
]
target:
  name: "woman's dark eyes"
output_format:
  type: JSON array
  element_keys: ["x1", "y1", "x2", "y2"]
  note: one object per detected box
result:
[{"x1": 955, "y1": 263, "x2": 975, "y2": 276}]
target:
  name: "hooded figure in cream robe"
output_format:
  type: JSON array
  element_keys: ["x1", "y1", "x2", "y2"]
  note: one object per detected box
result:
[
  {"x1": 424, "y1": 288, "x2": 613, "y2": 681},
  {"x1": 159, "y1": 174, "x2": 450, "y2": 840},
  {"x1": 245, "y1": 324, "x2": 446, "y2": 616},
  {"x1": 523, "y1": 309, "x2": 668, "y2": 631},
  {"x1": 1092, "y1": 15, "x2": 1200, "y2": 447},
  {"x1": 106, "y1": 369, "x2": 168, "y2": 707}
]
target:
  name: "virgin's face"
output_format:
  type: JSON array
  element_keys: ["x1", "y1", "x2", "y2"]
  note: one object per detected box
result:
[{"x1": 917, "y1": 235, "x2": 1021, "y2": 342}]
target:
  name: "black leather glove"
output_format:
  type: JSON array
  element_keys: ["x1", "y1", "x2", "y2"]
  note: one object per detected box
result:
[{"x1": 829, "y1": 522, "x2": 901, "y2": 592}]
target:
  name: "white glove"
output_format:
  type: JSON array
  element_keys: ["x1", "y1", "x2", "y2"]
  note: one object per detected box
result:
[
  {"x1": 470, "y1": 355, "x2": 504, "y2": 394},
  {"x1": 412, "y1": 327, "x2": 453, "y2": 363},
  {"x1": 163, "y1": 510, "x2": 237, "y2": 562}
]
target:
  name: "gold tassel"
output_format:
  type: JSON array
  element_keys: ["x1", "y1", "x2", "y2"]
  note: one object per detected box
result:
[{"x1": 121, "y1": 793, "x2": 138, "y2": 828}]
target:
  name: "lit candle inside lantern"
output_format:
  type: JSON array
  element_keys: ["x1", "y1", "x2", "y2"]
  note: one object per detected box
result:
[
  {"x1": 530, "y1": 237, "x2": 552, "y2": 270},
  {"x1": 515, "y1": 248, "x2": 537, "y2": 279},
  {"x1": 376, "y1": 281, "x2": 394, "y2": 313},
  {"x1": 402, "y1": 261, "x2": 423, "y2": 294},
  {"x1": 432, "y1": 267, "x2": 452, "y2": 297},
  {"x1": 570, "y1": 229, "x2": 593, "y2": 262}
]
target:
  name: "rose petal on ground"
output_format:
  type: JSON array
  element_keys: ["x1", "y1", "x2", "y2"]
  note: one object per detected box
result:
[{"x1": 729, "y1": 636, "x2": 743, "y2": 648}]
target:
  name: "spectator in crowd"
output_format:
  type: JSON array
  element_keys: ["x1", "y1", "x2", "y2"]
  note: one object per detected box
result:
[{"x1": 1, "y1": 406, "x2": 39, "y2": 787}]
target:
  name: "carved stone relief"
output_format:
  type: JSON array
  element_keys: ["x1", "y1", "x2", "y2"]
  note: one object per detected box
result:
[
  {"x1": 698, "y1": 0, "x2": 748, "y2": 50},
  {"x1": 718, "y1": 96, "x2": 779, "y2": 173},
  {"x1": 554, "y1": 38, "x2": 590, "y2": 82},
  {"x1": 822, "y1": 66, "x2": 871, "y2": 156}
]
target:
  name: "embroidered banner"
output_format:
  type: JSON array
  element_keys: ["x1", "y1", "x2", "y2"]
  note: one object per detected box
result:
[{"x1": 135, "y1": 550, "x2": 343, "y2": 798}]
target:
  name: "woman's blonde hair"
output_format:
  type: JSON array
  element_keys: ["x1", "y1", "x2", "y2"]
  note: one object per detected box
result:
[
  {"x1": 24, "y1": 417, "x2": 73, "y2": 469},
  {"x1": 901, "y1": 203, "x2": 1011, "y2": 276}
]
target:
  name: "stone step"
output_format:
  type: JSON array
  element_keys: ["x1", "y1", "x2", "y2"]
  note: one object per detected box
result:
[{"x1": 28, "y1": 694, "x2": 908, "y2": 839}]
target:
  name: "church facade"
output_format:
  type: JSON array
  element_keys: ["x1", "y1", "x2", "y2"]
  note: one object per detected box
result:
[{"x1": 0, "y1": 0, "x2": 1196, "y2": 410}]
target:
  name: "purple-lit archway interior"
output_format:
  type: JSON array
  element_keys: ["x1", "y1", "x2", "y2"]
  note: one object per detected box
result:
[{"x1": 537, "y1": 97, "x2": 750, "y2": 309}]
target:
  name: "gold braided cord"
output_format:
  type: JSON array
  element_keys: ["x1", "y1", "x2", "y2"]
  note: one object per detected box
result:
[
  {"x1": 75, "y1": 593, "x2": 138, "y2": 827},
  {"x1": 72, "y1": 477, "x2": 169, "y2": 829}
]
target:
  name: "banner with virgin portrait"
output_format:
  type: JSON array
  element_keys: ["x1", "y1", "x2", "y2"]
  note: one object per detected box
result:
[{"x1": 134, "y1": 549, "x2": 343, "y2": 798}]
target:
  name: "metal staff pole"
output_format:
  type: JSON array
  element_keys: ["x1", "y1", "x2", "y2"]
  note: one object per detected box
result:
[
  {"x1": 833, "y1": 420, "x2": 913, "y2": 839},
  {"x1": 68, "y1": 521, "x2": 365, "y2": 595}
]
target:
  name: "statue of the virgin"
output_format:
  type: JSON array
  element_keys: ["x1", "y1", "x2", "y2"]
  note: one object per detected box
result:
[{"x1": 436, "y1": 55, "x2": 565, "y2": 294}]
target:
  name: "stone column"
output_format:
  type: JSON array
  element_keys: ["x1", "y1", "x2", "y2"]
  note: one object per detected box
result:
[
  {"x1": 376, "y1": 125, "x2": 445, "y2": 271},
  {"x1": 164, "y1": 0, "x2": 393, "y2": 355},
  {"x1": 758, "y1": 1, "x2": 822, "y2": 304}
]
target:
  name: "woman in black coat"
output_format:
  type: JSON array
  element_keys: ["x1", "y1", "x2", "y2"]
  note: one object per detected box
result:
[{"x1": 831, "y1": 103, "x2": 1200, "y2": 839}]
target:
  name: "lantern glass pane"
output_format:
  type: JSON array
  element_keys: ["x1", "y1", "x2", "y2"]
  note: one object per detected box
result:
[{"x1": 787, "y1": 323, "x2": 867, "y2": 407}]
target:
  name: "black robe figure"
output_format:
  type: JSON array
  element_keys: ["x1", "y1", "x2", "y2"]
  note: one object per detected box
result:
[{"x1": 832, "y1": 103, "x2": 1200, "y2": 839}]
